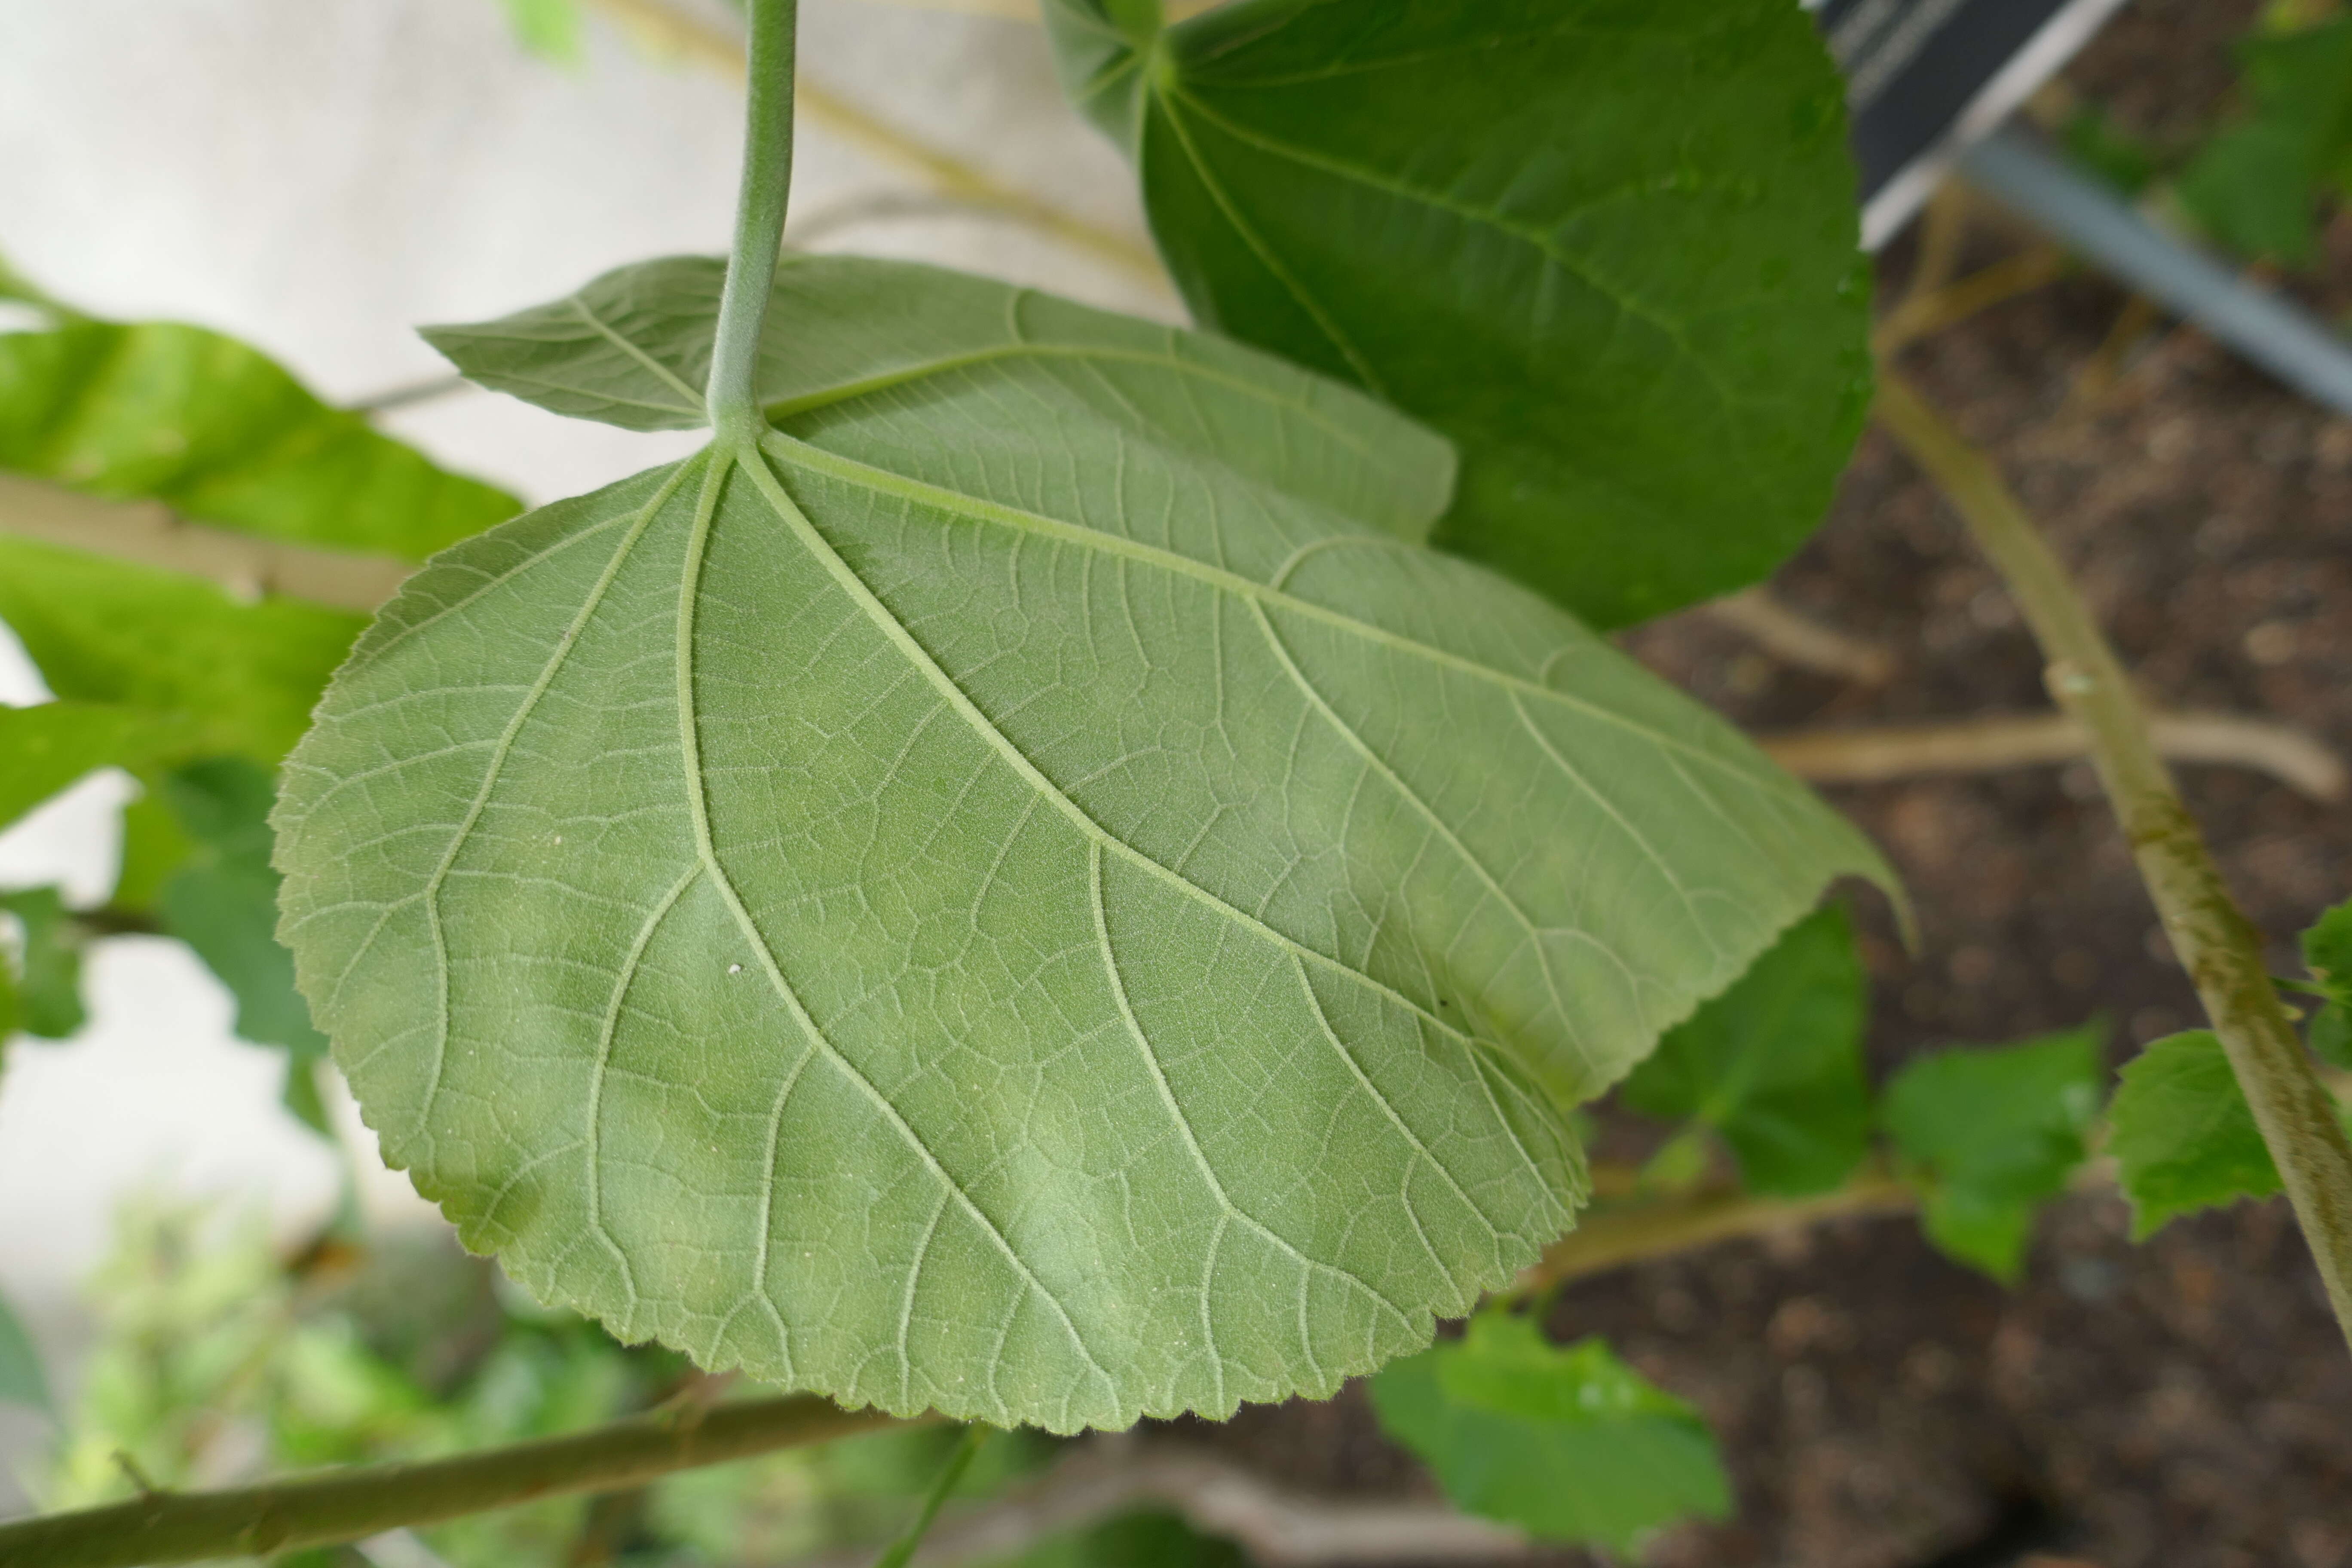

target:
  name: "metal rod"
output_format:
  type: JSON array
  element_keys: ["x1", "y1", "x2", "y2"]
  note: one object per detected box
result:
[{"x1": 1957, "y1": 126, "x2": 2352, "y2": 419}]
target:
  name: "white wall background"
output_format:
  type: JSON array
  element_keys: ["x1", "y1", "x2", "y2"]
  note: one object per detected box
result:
[{"x1": 0, "y1": 0, "x2": 1169, "y2": 1503}]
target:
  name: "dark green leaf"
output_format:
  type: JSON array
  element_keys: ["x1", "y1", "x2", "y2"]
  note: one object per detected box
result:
[
  {"x1": 1044, "y1": 0, "x2": 1872, "y2": 628},
  {"x1": 1369, "y1": 1310, "x2": 1729, "y2": 1552},
  {"x1": 159, "y1": 758, "x2": 332, "y2": 1133},
  {"x1": 0, "y1": 700, "x2": 197, "y2": 833},
  {"x1": 1880, "y1": 1022, "x2": 2106, "y2": 1281},
  {"x1": 2062, "y1": 108, "x2": 2159, "y2": 196},
  {"x1": 2108, "y1": 1030, "x2": 2282, "y2": 1239},
  {"x1": 283, "y1": 253, "x2": 1889, "y2": 1431},
  {"x1": 2177, "y1": 18, "x2": 2352, "y2": 266},
  {"x1": 995, "y1": 1510, "x2": 1246, "y2": 1568},
  {"x1": 1618, "y1": 903, "x2": 1869, "y2": 1195},
  {"x1": 0, "y1": 885, "x2": 89, "y2": 1039},
  {"x1": 0, "y1": 1284, "x2": 52, "y2": 1418}
]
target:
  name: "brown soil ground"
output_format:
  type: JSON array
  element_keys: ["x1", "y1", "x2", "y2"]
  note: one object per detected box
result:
[{"x1": 1182, "y1": 3, "x2": 2352, "y2": 1563}]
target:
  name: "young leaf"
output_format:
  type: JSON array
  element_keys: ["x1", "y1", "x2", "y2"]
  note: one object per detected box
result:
[
  {"x1": 1043, "y1": 0, "x2": 1872, "y2": 628},
  {"x1": 1618, "y1": 903, "x2": 1869, "y2": 1195},
  {"x1": 1880, "y1": 1023, "x2": 2107, "y2": 1281},
  {"x1": 2302, "y1": 897, "x2": 2352, "y2": 1069},
  {"x1": 1369, "y1": 1310, "x2": 1730, "y2": 1553},
  {"x1": 0, "y1": 700, "x2": 196, "y2": 833},
  {"x1": 0, "y1": 885, "x2": 89, "y2": 1040},
  {"x1": 159, "y1": 758, "x2": 334, "y2": 1135},
  {"x1": 0, "y1": 1285, "x2": 52, "y2": 1418},
  {"x1": 278, "y1": 254, "x2": 1890, "y2": 1432},
  {"x1": 2108, "y1": 1031, "x2": 2284, "y2": 1239},
  {"x1": 2176, "y1": 18, "x2": 2352, "y2": 266}
]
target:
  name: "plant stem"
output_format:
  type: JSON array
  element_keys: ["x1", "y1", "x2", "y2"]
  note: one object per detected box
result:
[
  {"x1": 0, "y1": 1395, "x2": 904, "y2": 1568},
  {"x1": 705, "y1": 0, "x2": 797, "y2": 443},
  {"x1": 875, "y1": 1424, "x2": 989, "y2": 1568},
  {"x1": 1874, "y1": 368, "x2": 2352, "y2": 1351},
  {"x1": 579, "y1": 0, "x2": 1165, "y2": 286},
  {"x1": 1516, "y1": 1167, "x2": 1920, "y2": 1295},
  {"x1": 0, "y1": 472, "x2": 411, "y2": 611},
  {"x1": 1759, "y1": 709, "x2": 2347, "y2": 803}
]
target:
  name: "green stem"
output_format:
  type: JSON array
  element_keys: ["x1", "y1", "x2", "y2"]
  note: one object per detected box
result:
[
  {"x1": 705, "y1": 0, "x2": 798, "y2": 444},
  {"x1": 1875, "y1": 369, "x2": 2352, "y2": 1354},
  {"x1": 874, "y1": 1425, "x2": 990, "y2": 1568},
  {"x1": 0, "y1": 1395, "x2": 904, "y2": 1568}
]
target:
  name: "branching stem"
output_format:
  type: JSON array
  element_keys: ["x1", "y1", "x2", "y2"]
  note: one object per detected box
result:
[
  {"x1": 706, "y1": 0, "x2": 798, "y2": 443},
  {"x1": 1874, "y1": 368, "x2": 2352, "y2": 1352}
]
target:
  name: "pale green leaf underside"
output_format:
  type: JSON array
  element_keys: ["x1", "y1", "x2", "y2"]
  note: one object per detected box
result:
[{"x1": 279, "y1": 256, "x2": 1886, "y2": 1431}]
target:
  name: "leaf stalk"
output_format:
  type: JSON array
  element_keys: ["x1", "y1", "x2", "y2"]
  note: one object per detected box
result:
[
  {"x1": 1874, "y1": 368, "x2": 2352, "y2": 1353},
  {"x1": 705, "y1": 0, "x2": 798, "y2": 444}
]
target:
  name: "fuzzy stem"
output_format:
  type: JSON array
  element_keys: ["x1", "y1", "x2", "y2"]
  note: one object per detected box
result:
[
  {"x1": 0, "y1": 1394, "x2": 904, "y2": 1568},
  {"x1": 705, "y1": 0, "x2": 798, "y2": 443},
  {"x1": 1874, "y1": 368, "x2": 2352, "y2": 1352}
]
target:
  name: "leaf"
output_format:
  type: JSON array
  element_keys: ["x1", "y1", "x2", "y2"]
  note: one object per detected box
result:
[
  {"x1": 0, "y1": 294, "x2": 520, "y2": 882},
  {"x1": 2177, "y1": 18, "x2": 2352, "y2": 266},
  {"x1": 281, "y1": 253, "x2": 1887, "y2": 1432},
  {"x1": 159, "y1": 758, "x2": 333, "y2": 1135},
  {"x1": 0, "y1": 313, "x2": 515, "y2": 557},
  {"x1": 1369, "y1": 1310, "x2": 1729, "y2": 1553},
  {"x1": 0, "y1": 544, "x2": 366, "y2": 770},
  {"x1": 1618, "y1": 903, "x2": 1869, "y2": 1195},
  {"x1": 498, "y1": 0, "x2": 586, "y2": 63},
  {"x1": 0, "y1": 1284, "x2": 52, "y2": 1418},
  {"x1": 2108, "y1": 1031, "x2": 2283, "y2": 1240},
  {"x1": 1043, "y1": 0, "x2": 1872, "y2": 628},
  {"x1": 998, "y1": 1511, "x2": 1246, "y2": 1568},
  {"x1": 2303, "y1": 897, "x2": 2352, "y2": 1069},
  {"x1": 1879, "y1": 1023, "x2": 2106, "y2": 1281},
  {"x1": 0, "y1": 700, "x2": 196, "y2": 833},
  {"x1": 0, "y1": 885, "x2": 89, "y2": 1040}
]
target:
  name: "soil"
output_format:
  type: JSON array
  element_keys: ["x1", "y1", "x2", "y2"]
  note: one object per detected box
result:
[{"x1": 1176, "y1": 3, "x2": 2352, "y2": 1564}]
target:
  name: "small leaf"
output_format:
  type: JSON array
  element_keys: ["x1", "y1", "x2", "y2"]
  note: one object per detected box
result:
[
  {"x1": 0, "y1": 1284, "x2": 52, "y2": 1418},
  {"x1": 2301, "y1": 897, "x2": 2352, "y2": 1069},
  {"x1": 1618, "y1": 904, "x2": 1869, "y2": 1195},
  {"x1": 498, "y1": 0, "x2": 586, "y2": 63},
  {"x1": 282, "y1": 254, "x2": 1890, "y2": 1432},
  {"x1": 2108, "y1": 1031, "x2": 2282, "y2": 1239},
  {"x1": 2177, "y1": 18, "x2": 2352, "y2": 266},
  {"x1": 1880, "y1": 1023, "x2": 2106, "y2": 1281},
  {"x1": 1369, "y1": 1310, "x2": 1730, "y2": 1553},
  {"x1": 159, "y1": 758, "x2": 333, "y2": 1134},
  {"x1": 0, "y1": 885, "x2": 89, "y2": 1040},
  {"x1": 1044, "y1": 0, "x2": 1872, "y2": 628},
  {"x1": 0, "y1": 700, "x2": 196, "y2": 833}
]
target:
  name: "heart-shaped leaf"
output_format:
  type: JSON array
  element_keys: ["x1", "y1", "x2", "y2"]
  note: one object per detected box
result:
[
  {"x1": 1045, "y1": 0, "x2": 1872, "y2": 628},
  {"x1": 276, "y1": 255, "x2": 1887, "y2": 1431}
]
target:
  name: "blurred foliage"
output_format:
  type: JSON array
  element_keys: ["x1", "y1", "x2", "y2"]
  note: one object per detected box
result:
[
  {"x1": 28, "y1": 1200, "x2": 1248, "y2": 1567},
  {"x1": 2177, "y1": 14, "x2": 2352, "y2": 266},
  {"x1": 1881, "y1": 1023, "x2": 2107, "y2": 1281}
]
